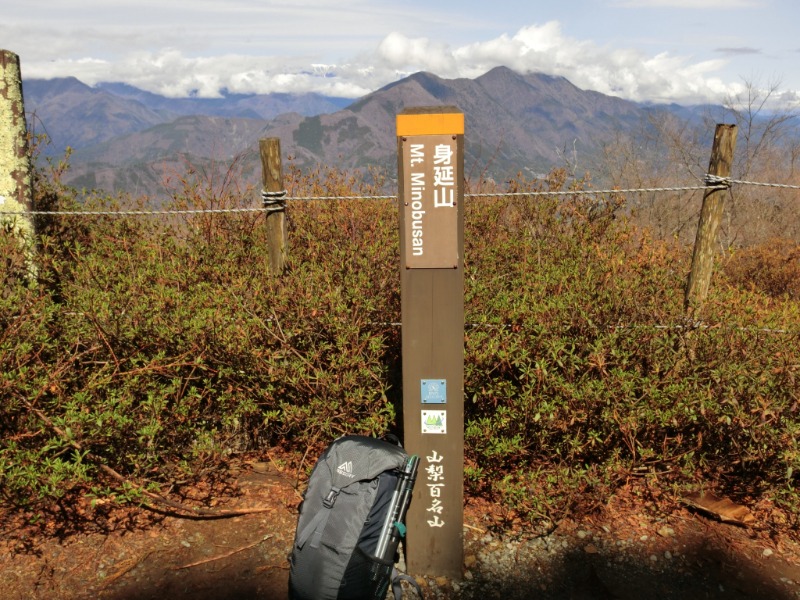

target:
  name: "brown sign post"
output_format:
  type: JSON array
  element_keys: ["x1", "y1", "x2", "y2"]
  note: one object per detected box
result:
[{"x1": 397, "y1": 106, "x2": 464, "y2": 579}]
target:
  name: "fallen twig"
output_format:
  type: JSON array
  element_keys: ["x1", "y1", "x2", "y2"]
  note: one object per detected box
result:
[
  {"x1": 257, "y1": 563, "x2": 290, "y2": 572},
  {"x1": 102, "y1": 550, "x2": 157, "y2": 587},
  {"x1": 174, "y1": 535, "x2": 273, "y2": 570}
]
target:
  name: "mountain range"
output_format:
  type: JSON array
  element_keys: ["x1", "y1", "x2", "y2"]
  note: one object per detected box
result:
[{"x1": 22, "y1": 67, "x2": 703, "y2": 198}]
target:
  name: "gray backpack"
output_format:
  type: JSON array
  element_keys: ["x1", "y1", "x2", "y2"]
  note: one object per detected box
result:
[{"x1": 288, "y1": 435, "x2": 422, "y2": 600}]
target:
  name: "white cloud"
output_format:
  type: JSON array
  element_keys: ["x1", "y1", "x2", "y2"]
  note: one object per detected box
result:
[
  {"x1": 4, "y1": 11, "x2": 776, "y2": 107},
  {"x1": 373, "y1": 23, "x2": 746, "y2": 105},
  {"x1": 377, "y1": 33, "x2": 459, "y2": 74}
]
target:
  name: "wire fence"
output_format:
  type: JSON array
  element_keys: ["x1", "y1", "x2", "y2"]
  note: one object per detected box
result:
[
  {"x1": 3, "y1": 173, "x2": 799, "y2": 337},
  {"x1": 1, "y1": 175, "x2": 798, "y2": 218}
]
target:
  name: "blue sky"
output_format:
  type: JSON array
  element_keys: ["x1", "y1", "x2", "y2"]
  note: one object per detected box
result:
[{"x1": 4, "y1": 0, "x2": 798, "y2": 107}]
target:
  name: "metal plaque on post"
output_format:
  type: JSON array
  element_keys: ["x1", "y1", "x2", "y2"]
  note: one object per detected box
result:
[
  {"x1": 397, "y1": 106, "x2": 464, "y2": 580},
  {"x1": 421, "y1": 379, "x2": 447, "y2": 404},
  {"x1": 401, "y1": 134, "x2": 459, "y2": 269}
]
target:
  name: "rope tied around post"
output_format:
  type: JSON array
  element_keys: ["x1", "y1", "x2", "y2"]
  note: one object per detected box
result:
[
  {"x1": 704, "y1": 174, "x2": 732, "y2": 188},
  {"x1": 261, "y1": 189, "x2": 288, "y2": 214}
]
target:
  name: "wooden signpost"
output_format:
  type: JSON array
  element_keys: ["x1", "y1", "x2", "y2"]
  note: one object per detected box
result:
[{"x1": 397, "y1": 106, "x2": 465, "y2": 579}]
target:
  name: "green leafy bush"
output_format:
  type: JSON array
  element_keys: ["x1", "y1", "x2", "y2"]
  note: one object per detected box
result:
[
  {"x1": 462, "y1": 172, "x2": 800, "y2": 526},
  {"x1": 1, "y1": 163, "x2": 400, "y2": 507},
  {"x1": 723, "y1": 238, "x2": 800, "y2": 299},
  {"x1": 2, "y1": 161, "x2": 800, "y2": 532}
]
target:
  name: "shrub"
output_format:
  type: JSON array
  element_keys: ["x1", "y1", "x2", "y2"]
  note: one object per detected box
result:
[
  {"x1": 723, "y1": 238, "x2": 800, "y2": 299},
  {"x1": 0, "y1": 162, "x2": 400, "y2": 507},
  {"x1": 461, "y1": 173, "x2": 800, "y2": 526},
  {"x1": 2, "y1": 162, "x2": 800, "y2": 532}
]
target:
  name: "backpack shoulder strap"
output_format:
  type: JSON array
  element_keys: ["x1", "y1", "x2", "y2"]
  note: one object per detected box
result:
[
  {"x1": 391, "y1": 567, "x2": 424, "y2": 599},
  {"x1": 295, "y1": 487, "x2": 340, "y2": 549}
]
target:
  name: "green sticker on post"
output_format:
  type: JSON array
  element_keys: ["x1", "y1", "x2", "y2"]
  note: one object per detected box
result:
[{"x1": 421, "y1": 410, "x2": 447, "y2": 434}]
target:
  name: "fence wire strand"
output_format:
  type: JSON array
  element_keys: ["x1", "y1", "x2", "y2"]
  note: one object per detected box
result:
[
  {"x1": 4, "y1": 173, "x2": 797, "y2": 337},
  {"x1": 0, "y1": 175, "x2": 796, "y2": 217}
]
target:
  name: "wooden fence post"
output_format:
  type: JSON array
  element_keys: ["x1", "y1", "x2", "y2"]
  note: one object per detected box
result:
[
  {"x1": 684, "y1": 124, "x2": 738, "y2": 316},
  {"x1": 0, "y1": 49, "x2": 36, "y2": 280},
  {"x1": 259, "y1": 138, "x2": 287, "y2": 274}
]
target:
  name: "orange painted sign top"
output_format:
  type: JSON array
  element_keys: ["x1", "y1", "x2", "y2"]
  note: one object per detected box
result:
[{"x1": 396, "y1": 112, "x2": 464, "y2": 137}]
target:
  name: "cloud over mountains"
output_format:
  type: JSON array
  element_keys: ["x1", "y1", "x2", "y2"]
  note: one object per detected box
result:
[{"x1": 11, "y1": 21, "x2": 748, "y2": 106}]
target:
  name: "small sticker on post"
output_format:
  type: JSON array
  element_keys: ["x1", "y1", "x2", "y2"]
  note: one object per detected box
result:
[
  {"x1": 421, "y1": 410, "x2": 447, "y2": 434},
  {"x1": 421, "y1": 379, "x2": 446, "y2": 404}
]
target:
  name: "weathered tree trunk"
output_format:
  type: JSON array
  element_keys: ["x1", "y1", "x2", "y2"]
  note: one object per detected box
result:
[{"x1": 0, "y1": 49, "x2": 36, "y2": 279}]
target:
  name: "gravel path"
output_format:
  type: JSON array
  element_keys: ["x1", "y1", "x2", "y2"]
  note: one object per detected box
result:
[{"x1": 400, "y1": 512, "x2": 800, "y2": 600}]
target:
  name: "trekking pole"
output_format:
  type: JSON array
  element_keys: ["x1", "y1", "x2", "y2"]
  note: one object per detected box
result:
[{"x1": 374, "y1": 455, "x2": 420, "y2": 560}]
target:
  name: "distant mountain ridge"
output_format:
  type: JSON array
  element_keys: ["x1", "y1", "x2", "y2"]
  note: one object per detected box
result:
[
  {"x1": 94, "y1": 81, "x2": 352, "y2": 121},
  {"x1": 24, "y1": 77, "x2": 170, "y2": 151},
  {"x1": 22, "y1": 68, "x2": 704, "y2": 198},
  {"x1": 23, "y1": 76, "x2": 351, "y2": 155}
]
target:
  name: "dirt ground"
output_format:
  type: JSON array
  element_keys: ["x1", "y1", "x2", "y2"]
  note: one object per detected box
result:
[{"x1": 3, "y1": 459, "x2": 800, "y2": 600}]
